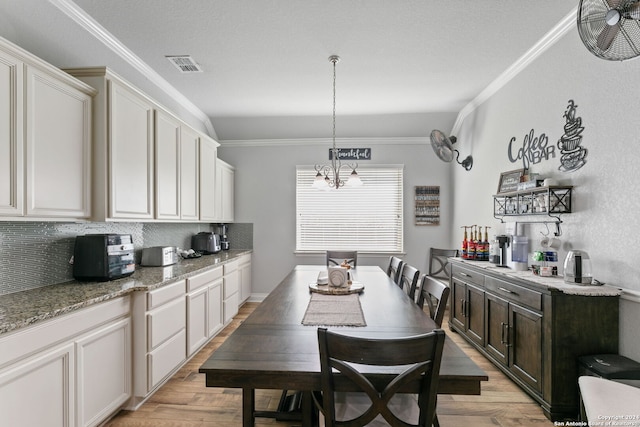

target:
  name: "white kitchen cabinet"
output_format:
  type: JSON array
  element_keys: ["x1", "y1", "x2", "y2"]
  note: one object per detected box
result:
[
  {"x1": 155, "y1": 109, "x2": 181, "y2": 220},
  {"x1": 130, "y1": 279, "x2": 186, "y2": 407},
  {"x1": 223, "y1": 260, "x2": 240, "y2": 323},
  {"x1": 199, "y1": 135, "x2": 218, "y2": 221},
  {"x1": 109, "y1": 80, "x2": 154, "y2": 219},
  {"x1": 0, "y1": 343, "x2": 75, "y2": 427},
  {"x1": 0, "y1": 48, "x2": 23, "y2": 216},
  {"x1": 215, "y1": 158, "x2": 235, "y2": 222},
  {"x1": 0, "y1": 38, "x2": 94, "y2": 220},
  {"x1": 0, "y1": 297, "x2": 130, "y2": 427},
  {"x1": 180, "y1": 126, "x2": 200, "y2": 220},
  {"x1": 26, "y1": 66, "x2": 92, "y2": 218},
  {"x1": 76, "y1": 318, "x2": 131, "y2": 427},
  {"x1": 186, "y1": 266, "x2": 223, "y2": 356},
  {"x1": 66, "y1": 67, "x2": 155, "y2": 221},
  {"x1": 238, "y1": 254, "x2": 252, "y2": 303}
]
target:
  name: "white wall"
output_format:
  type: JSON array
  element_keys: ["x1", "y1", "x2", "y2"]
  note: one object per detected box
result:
[
  {"x1": 218, "y1": 138, "x2": 455, "y2": 297},
  {"x1": 451, "y1": 27, "x2": 640, "y2": 360}
]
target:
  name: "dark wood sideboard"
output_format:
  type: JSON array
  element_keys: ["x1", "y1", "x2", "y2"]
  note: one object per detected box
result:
[{"x1": 448, "y1": 259, "x2": 619, "y2": 421}]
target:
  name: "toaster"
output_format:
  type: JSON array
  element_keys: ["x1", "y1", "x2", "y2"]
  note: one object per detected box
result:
[
  {"x1": 141, "y1": 246, "x2": 178, "y2": 267},
  {"x1": 191, "y1": 232, "x2": 221, "y2": 254}
]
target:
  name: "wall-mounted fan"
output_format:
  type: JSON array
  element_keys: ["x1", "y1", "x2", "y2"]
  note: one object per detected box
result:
[
  {"x1": 430, "y1": 129, "x2": 473, "y2": 171},
  {"x1": 578, "y1": 0, "x2": 640, "y2": 61}
]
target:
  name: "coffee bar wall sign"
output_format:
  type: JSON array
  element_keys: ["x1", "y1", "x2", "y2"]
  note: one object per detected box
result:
[
  {"x1": 415, "y1": 186, "x2": 440, "y2": 226},
  {"x1": 329, "y1": 148, "x2": 371, "y2": 160},
  {"x1": 506, "y1": 99, "x2": 588, "y2": 173}
]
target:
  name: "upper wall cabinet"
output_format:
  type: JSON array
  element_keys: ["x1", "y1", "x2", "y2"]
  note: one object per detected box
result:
[
  {"x1": 66, "y1": 68, "x2": 155, "y2": 221},
  {"x1": 215, "y1": 159, "x2": 235, "y2": 222},
  {"x1": 155, "y1": 108, "x2": 202, "y2": 221},
  {"x1": 199, "y1": 136, "x2": 218, "y2": 222},
  {"x1": 0, "y1": 37, "x2": 95, "y2": 221}
]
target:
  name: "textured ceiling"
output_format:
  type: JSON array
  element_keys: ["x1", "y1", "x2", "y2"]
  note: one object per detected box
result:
[{"x1": 0, "y1": 0, "x2": 578, "y2": 140}]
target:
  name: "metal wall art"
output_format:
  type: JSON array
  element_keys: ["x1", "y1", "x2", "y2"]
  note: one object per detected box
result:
[
  {"x1": 557, "y1": 100, "x2": 587, "y2": 172},
  {"x1": 508, "y1": 129, "x2": 556, "y2": 170},
  {"x1": 506, "y1": 99, "x2": 587, "y2": 173}
]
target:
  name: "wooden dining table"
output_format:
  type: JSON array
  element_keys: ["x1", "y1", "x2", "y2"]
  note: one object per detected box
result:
[{"x1": 199, "y1": 265, "x2": 488, "y2": 427}]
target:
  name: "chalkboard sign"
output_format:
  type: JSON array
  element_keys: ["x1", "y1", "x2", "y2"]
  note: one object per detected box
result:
[
  {"x1": 497, "y1": 168, "x2": 527, "y2": 194},
  {"x1": 329, "y1": 148, "x2": 371, "y2": 161}
]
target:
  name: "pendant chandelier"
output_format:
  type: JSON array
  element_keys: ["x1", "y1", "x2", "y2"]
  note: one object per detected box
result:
[{"x1": 313, "y1": 55, "x2": 362, "y2": 190}]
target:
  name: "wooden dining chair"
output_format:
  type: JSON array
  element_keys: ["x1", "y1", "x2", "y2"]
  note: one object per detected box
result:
[
  {"x1": 398, "y1": 264, "x2": 420, "y2": 301},
  {"x1": 428, "y1": 248, "x2": 459, "y2": 284},
  {"x1": 313, "y1": 327, "x2": 445, "y2": 427},
  {"x1": 326, "y1": 251, "x2": 357, "y2": 268},
  {"x1": 386, "y1": 256, "x2": 404, "y2": 285},
  {"x1": 416, "y1": 275, "x2": 451, "y2": 328}
]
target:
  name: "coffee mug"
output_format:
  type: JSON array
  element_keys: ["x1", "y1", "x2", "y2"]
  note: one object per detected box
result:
[{"x1": 540, "y1": 236, "x2": 561, "y2": 249}]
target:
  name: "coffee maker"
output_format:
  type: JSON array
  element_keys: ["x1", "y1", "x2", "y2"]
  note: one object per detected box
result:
[
  {"x1": 218, "y1": 223, "x2": 230, "y2": 251},
  {"x1": 489, "y1": 235, "x2": 510, "y2": 267}
]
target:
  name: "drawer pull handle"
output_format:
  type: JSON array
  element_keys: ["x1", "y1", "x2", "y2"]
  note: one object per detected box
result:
[
  {"x1": 498, "y1": 287, "x2": 517, "y2": 295},
  {"x1": 460, "y1": 272, "x2": 471, "y2": 278}
]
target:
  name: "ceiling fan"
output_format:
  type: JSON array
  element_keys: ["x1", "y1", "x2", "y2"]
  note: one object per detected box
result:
[
  {"x1": 578, "y1": 0, "x2": 640, "y2": 61},
  {"x1": 429, "y1": 129, "x2": 473, "y2": 171}
]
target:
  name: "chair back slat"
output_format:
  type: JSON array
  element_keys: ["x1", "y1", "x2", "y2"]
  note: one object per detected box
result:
[{"x1": 416, "y1": 275, "x2": 451, "y2": 328}]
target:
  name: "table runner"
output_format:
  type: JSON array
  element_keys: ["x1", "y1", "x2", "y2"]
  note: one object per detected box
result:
[{"x1": 301, "y1": 292, "x2": 366, "y2": 326}]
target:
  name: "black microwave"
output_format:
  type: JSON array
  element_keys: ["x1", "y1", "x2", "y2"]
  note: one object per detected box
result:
[{"x1": 72, "y1": 234, "x2": 135, "y2": 281}]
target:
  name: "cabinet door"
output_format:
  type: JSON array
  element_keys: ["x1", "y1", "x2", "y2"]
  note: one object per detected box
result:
[
  {"x1": 76, "y1": 318, "x2": 131, "y2": 427},
  {"x1": 450, "y1": 278, "x2": 466, "y2": 331},
  {"x1": 155, "y1": 109, "x2": 180, "y2": 220},
  {"x1": 187, "y1": 286, "x2": 208, "y2": 356},
  {"x1": 0, "y1": 343, "x2": 74, "y2": 427},
  {"x1": 485, "y1": 292, "x2": 509, "y2": 366},
  {"x1": 208, "y1": 279, "x2": 223, "y2": 336},
  {"x1": 26, "y1": 66, "x2": 92, "y2": 218},
  {"x1": 108, "y1": 80, "x2": 154, "y2": 219},
  {"x1": 509, "y1": 303, "x2": 543, "y2": 393},
  {"x1": 466, "y1": 284, "x2": 485, "y2": 347},
  {"x1": 222, "y1": 163, "x2": 234, "y2": 221},
  {"x1": 199, "y1": 137, "x2": 217, "y2": 221},
  {"x1": 180, "y1": 126, "x2": 199, "y2": 220},
  {"x1": 239, "y1": 258, "x2": 252, "y2": 303},
  {"x1": 0, "y1": 51, "x2": 23, "y2": 216}
]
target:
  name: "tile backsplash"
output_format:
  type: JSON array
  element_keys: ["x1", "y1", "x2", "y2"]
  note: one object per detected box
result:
[{"x1": 0, "y1": 222, "x2": 253, "y2": 296}]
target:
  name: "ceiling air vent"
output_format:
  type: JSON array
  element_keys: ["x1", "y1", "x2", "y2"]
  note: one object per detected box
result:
[{"x1": 165, "y1": 55, "x2": 203, "y2": 73}]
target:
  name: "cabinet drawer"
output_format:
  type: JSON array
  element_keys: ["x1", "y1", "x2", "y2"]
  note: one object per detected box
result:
[
  {"x1": 187, "y1": 266, "x2": 222, "y2": 292},
  {"x1": 147, "y1": 280, "x2": 185, "y2": 310},
  {"x1": 452, "y1": 265, "x2": 485, "y2": 287},
  {"x1": 224, "y1": 270, "x2": 239, "y2": 298},
  {"x1": 485, "y1": 276, "x2": 542, "y2": 311},
  {"x1": 224, "y1": 260, "x2": 239, "y2": 274},
  {"x1": 147, "y1": 298, "x2": 186, "y2": 350},
  {"x1": 223, "y1": 293, "x2": 239, "y2": 323},
  {"x1": 147, "y1": 328, "x2": 186, "y2": 391}
]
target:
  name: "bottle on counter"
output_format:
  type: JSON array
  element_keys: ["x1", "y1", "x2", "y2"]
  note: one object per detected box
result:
[
  {"x1": 466, "y1": 225, "x2": 477, "y2": 260},
  {"x1": 461, "y1": 226, "x2": 470, "y2": 259}
]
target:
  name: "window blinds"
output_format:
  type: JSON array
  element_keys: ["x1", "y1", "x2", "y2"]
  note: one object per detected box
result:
[{"x1": 296, "y1": 165, "x2": 403, "y2": 253}]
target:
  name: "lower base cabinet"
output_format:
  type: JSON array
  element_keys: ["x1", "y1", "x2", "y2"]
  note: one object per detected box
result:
[
  {"x1": 449, "y1": 260, "x2": 618, "y2": 421},
  {"x1": 0, "y1": 297, "x2": 131, "y2": 427}
]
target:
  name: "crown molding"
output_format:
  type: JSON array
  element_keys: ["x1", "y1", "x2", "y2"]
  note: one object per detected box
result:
[
  {"x1": 49, "y1": 0, "x2": 218, "y2": 139},
  {"x1": 218, "y1": 136, "x2": 429, "y2": 147},
  {"x1": 450, "y1": 6, "x2": 577, "y2": 136}
]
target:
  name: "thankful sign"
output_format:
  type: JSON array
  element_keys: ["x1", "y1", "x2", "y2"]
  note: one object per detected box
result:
[{"x1": 329, "y1": 148, "x2": 371, "y2": 161}]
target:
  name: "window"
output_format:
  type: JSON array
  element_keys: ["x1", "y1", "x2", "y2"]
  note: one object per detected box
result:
[{"x1": 296, "y1": 165, "x2": 403, "y2": 253}]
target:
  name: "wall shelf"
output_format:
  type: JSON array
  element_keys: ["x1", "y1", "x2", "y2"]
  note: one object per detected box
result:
[{"x1": 493, "y1": 186, "x2": 572, "y2": 236}]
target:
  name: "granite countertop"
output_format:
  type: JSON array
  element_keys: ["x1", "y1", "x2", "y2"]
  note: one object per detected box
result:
[
  {"x1": 452, "y1": 258, "x2": 622, "y2": 297},
  {"x1": 0, "y1": 250, "x2": 251, "y2": 336}
]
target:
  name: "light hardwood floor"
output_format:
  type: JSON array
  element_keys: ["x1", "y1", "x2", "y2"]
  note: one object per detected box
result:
[{"x1": 104, "y1": 302, "x2": 554, "y2": 427}]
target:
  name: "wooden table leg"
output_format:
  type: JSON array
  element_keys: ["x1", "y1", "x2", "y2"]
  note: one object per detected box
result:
[
  {"x1": 242, "y1": 388, "x2": 255, "y2": 427},
  {"x1": 301, "y1": 391, "x2": 317, "y2": 427}
]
